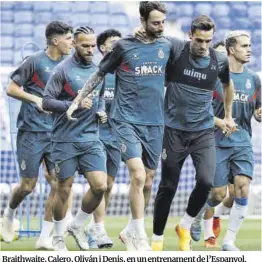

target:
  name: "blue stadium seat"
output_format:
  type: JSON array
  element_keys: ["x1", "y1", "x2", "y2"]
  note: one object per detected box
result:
[
  {"x1": 52, "y1": 12, "x2": 72, "y2": 24},
  {"x1": 89, "y1": 1, "x2": 109, "y2": 13},
  {"x1": 162, "y1": 2, "x2": 175, "y2": 13},
  {"x1": 1, "y1": 49, "x2": 14, "y2": 64},
  {"x1": 33, "y1": 24, "x2": 46, "y2": 38},
  {"x1": 33, "y1": 36, "x2": 46, "y2": 50},
  {"x1": 233, "y1": 18, "x2": 251, "y2": 30},
  {"x1": 1, "y1": 1, "x2": 15, "y2": 10},
  {"x1": 90, "y1": 14, "x2": 109, "y2": 26},
  {"x1": 110, "y1": 14, "x2": 129, "y2": 27},
  {"x1": 1, "y1": 23, "x2": 14, "y2": 36},
  {"x1": 52, "y1": 1, "x2": 72, "y2": 12},
  {"x1": 251, "y1": 18, "x2": 261, "y2": 30},
  {"x1": 109, "y1": 3, "x2": 126, "y2": 15},
  {"x1": 117, "y1": 26, "x2": 131, "y2": 37},
  {"x1": 175, "y1": 3, "x2": 194, "y2": 17},
  {"x1": 14, "y1": 24, "x2": 33, "y2": 37},
  {"x1": 34, "y1": 12, "x2": 52, "y2": 24},
  {"x1": 230, "y1": 3, "x2": 248, "y2": 17},
  {"x1": 252, "y1": 43, "x2": 261, "y2": 57},
  {"x1": 211, "y1": 4, "x2": 229, "y2": 18},
  {"x1": 1, "y1": 11, "x2": 13, "y2": 22},
  {"x1": 72, "y1": 1, "x2": 89, "y2": 13},
  {"x1": 71, "y1": 13, "x2": 90, "y2": 27},
  {"x1": 14, "y1": 2, "x2": 33, "y2": 11},
  {"x1": 1, "y1": 36, "x2": 13, "y2": 49},
  {"x1": 167, "y1": 11, "x2": 178, "y2": 21},
  {"x1": 14, "y1": 50, "x2": 25, "y2": 65},
  {"x1": 194, "y1": 3, "x2": 212, "y2": 16},
  {"x1": 14, "y1": 37, "x2": 34, "y2": 51},
  {"x1": 213, "y1": 29, "x2": 230, "y2": 43},
  {"x1": 178, "y1": 17, "x2": 192, "y2": 33},
  {"x1": 14, "y1": 11, "x2": 33, "y2": 24},
  {"x1": 33, "y1": 2, "x2": 52, "y2": 12},
  {"x1": 248, "y1": 6, "x2": 261, "y2": 18},
  {"x1": 215, "y1": 17, "x2": 231, "y2": 30},
  {"x1": 253, "y1": 30, "x2": 261, "y2": 44}
]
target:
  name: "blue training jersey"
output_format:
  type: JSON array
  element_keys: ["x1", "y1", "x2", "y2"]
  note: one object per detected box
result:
[
  {"x1": 213, "y1": 67, "x2": 261, "y2": 147},
  {"x1": 99, "y1": 36, "x2": 172, "y2": 126},
  {"x1": 10, "y1": 50, "x2": 64, "y2": 132},
  {"x1": 43, "y1": 55, "x2": 104, "y2": 142}
]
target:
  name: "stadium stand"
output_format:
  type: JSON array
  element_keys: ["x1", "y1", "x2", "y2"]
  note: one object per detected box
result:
[{"x1": 0, "y1": 1, "x2": 261, "y2": 219}]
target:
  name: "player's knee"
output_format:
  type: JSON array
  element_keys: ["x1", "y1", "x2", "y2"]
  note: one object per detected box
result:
[
  {"x1": 211, "y1": 187, "x2": 227, "y2": 203},
  {"x1": 20, "y1": 183, "x2": 35, "y2": 196},
  {"x1": 92, "y1": 182, "x2": 107, "y2": 196}
]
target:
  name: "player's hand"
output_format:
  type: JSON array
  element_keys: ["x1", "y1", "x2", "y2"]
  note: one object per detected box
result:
[
  {"x1": 254, "y1": 108, "x2": 262, "y2": 122},
  {"x1": 34, "y1": 97, "x2": 51, "y2": 114},
  {"x1": 66, "y1": 102, "x2": 79, "y2": 121},
  {"x1": 80, "y1": 97, "x2": 92, "y2": 109},
  {"x1": 133, "y1": 27, "x2": 154, "y2": 44},
  {"x1": 223, "y1": 117, "x2": 238, "y2": 137},
  {"x1": 97, "y1": 111, "x2": 107, "y2": 123}
]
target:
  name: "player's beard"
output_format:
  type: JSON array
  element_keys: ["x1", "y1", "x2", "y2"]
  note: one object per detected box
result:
[{"x1": 146, "y1": 28, "x2": 163, "y2": 39}]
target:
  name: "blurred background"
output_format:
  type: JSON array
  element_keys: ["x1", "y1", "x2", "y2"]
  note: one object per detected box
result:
[{"x1": 0, "y1": 1, "x2": 261, "y2": 220}]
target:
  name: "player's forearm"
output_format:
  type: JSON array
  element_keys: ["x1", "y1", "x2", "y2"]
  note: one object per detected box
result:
[
  {"x1": 6, "y1": 80, "x2": 39, "y2": 104},
  {"x1": 222, "y1": 79, "x2": 234, "y2": 119},
  {"x1": 42, "y1": 95, "x2": 72, "y2": 113},
  {"x1": 72, "y1": 70, "x2": 105, "y2": 107}
]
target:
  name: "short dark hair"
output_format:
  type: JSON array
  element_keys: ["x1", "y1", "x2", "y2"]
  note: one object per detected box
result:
[
  {"x1": 139, "y1": 1, "x2": 167, "y2": 21},
  {"x1": 213, "y1": 41, "x2": 225, "y2": 49},
  {"x1": 97, "y1": 29, "x2": 122, "y2": 54},
  {"x1": 45, "y1": 21, "x2": 73, "y2": 45},
  {"x1": 74, "y1": 26, "x2": 95, "y2": 39},
  {"x1": 191, "y1": 15, "x2": 215, "y2": 34}
]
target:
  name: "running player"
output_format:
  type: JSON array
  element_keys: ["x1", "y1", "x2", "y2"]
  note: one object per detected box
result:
[
  {"x1": 43, "y1": 26, "x2": 107, "y2": 251},
  {"x1": 85, "y1": 29, "x2": 122, "y2": 249},
  {"x1": 190, "y1": 31, "x2": 261, "y2": 251},
  {"x1": 151, "y1": 15, "x2": 236, "y2": 251},
  {"x1": 66, "y1": 1, "x2": 173, "y2": 251},
  {"x1": 190, "y1": 41, "x2": 235, "y2": 248},
  {"x1": 2, "y1": 21, "x2": 73, "y2": 249}
]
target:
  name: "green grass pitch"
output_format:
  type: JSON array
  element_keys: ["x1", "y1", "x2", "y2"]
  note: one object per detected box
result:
[{"x1": 1, "y1": 217, "x2": 261, "y2": 251}]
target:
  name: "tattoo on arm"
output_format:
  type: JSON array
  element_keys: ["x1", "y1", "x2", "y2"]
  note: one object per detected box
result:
[{"x1": 74, "y1": 70, "x2": 105, "y2": 105}]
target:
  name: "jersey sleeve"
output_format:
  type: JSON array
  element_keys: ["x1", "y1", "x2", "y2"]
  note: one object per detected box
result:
[
  {"x1": 43, "y1": 67, "x2": 72, "y2": 112},
  {"x1": 217, "y1": 52, "x2": 230, "y2": 85},
  {"x1": 99, "y1": 41, "x2": 124, "y2": 74},
  {"x1": 10, "y1": 56, "x2": 37, "y2": 86}
]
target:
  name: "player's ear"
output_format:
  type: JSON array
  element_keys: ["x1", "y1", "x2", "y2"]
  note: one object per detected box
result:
[
  {"x1": 100, "y1": 45, "x2": 106, "y2": 53},
  {"x1": 53, "y1": 37, "x2": 59, "y2": 46},
  {"x1": 229, "y1": 46, "x2": 235, "y2": 55}
]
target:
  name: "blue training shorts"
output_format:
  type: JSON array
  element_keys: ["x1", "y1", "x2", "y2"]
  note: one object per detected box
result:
[
  {"x1": 113, "y1": 120, "x2": 164, "y2": 170},
  {"x1": 16, "y1": 130, "x2": 54, "y2": 178},
  {"x1": 213, "y1": 146, "x2": 254, "y2": 187},
  {"x1": 51, "y1": 140, "x2": 106, "y2": 180}
]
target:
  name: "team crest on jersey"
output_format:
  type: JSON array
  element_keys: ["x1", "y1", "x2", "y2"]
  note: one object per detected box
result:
[
  {"x1": 21, "y1": 160, "x2": 26, "y2": 171},
  {"x1": 158, "y1": 48, "x2": 165, "y2": 59},
  {"x1": 132, "y1": 53, "x2": 139, "y2": 60},
  {"x1": 162, "y1": 148, "x2": 167, "y2": 160},
  {"x1": 246, "y1": 79, "x2": 252, "y2": 89},
  {"x1": 121, "y1": 143, "x2": 127, "y2": 153},
  {"x1": 55, "y1": 163, "x2": 60, "y2": 174}
]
